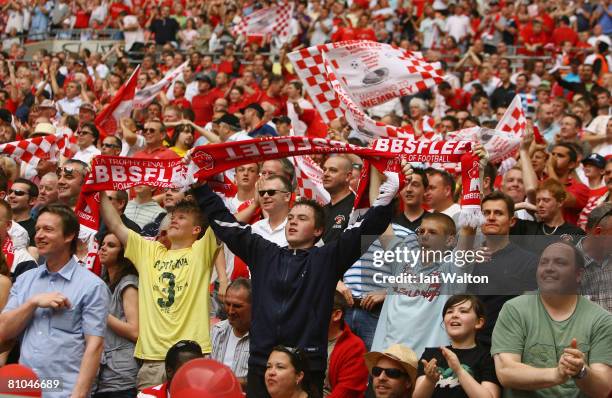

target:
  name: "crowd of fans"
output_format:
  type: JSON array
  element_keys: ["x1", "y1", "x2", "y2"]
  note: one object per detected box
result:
[{"x1": 0, "y1": 0, "x2": 610, "y2": 397}]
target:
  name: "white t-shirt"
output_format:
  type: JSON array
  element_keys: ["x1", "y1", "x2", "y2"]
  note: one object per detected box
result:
[
  {"x1": 446, "y1": 14, "x2": 470, "y2": 42},
  {"x1": 123, "y1": 15, "x2": 144, "y2": 51}
]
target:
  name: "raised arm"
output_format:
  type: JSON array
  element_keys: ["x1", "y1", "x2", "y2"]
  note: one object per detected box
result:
[
  {"x1": 99, "y1": 191, "x2": 129, "y2": 246},
  {"x1": 519, "y1": 127, "x2": 538, "y2": 204},
  {"x1": 192, "y1": 184, "x2": 274, "y2": 269}
]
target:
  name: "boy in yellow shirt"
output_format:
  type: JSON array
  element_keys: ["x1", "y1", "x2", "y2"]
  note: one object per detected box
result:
[{"x1": 100, "y1": 191, "x2": 219, "y2": 390}]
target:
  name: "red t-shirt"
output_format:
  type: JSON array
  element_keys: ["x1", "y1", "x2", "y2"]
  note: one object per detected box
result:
[
  {"x1": 258, "y1": 92, "x2": 286, "y2": 116},
  {"x1": 109, "y1": 2, "x2": 130, "y2": 20},
  {"x1": 551, "y1": 26, "x2": 578, "y2": 46},
  {"x1": 134, "y1": 146, "x2": 180, "y2": 160},
  {"x1": 191, "y1": 92, "x2": 214, "y2": 126},
  {"x1": 354, "y1": 28, "x2": 377, "y2": 41},
  {"x1": 331, "y1": 26, "x2": 356, "y2": 42},
  {"x1": 446, "y1": 88, "x2": 471, "y2": 111},
  {"x1": 217, "y1": 60, "x2": 235, "y2": 75},
  {"x1": 74, "y1": 10, "x2": 90, "y2": 29},
  {"x1": 563, "y1": 177, "x2": 590, "y2": 226},
  {"x1": 171, "y1": 97, "x2": 191, "y2": 110}
]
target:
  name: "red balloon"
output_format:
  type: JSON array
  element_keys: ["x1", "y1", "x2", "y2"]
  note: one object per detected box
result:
[
  {"x1": 170, "y1": 358, "x2": 244, "y2": 398},
  {"x1": 0, "y1": 364, "x2": 42, "y2": 397}
]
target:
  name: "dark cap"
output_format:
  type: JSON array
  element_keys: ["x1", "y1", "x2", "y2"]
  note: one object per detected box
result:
[
  {"x1": 242, "y1": 103, "x2": 265, "y2": 119},
  {"x1": 196, "y1": 73, "x2": 212, "y2": 85},
  {"x1": 214, "y1": 113, "x2": 241, "y2": 130},
  {"x1": 582, "y1": 153, "x2": 606, "y2": 169},
  {"x1": 272, "y1": 115, "x2": 291, "y2": 125}
]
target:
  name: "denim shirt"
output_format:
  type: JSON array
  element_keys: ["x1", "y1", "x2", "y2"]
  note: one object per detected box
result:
[{"x1": 3, "y1": 258, "x2": 110, "y2": 398}]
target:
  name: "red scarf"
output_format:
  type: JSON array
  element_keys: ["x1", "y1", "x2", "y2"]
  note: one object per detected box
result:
[{"x1": 80, "y1": 137, "x2": 483, "y2": 233}]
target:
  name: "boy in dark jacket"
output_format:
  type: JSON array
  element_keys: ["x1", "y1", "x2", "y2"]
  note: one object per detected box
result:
[{"x1": 194, "y1": 162, "x2": 412, "y2": 398}]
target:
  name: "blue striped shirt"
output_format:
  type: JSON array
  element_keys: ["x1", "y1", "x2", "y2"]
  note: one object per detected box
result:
[{"x1": 343, "y1": 223, "x2": 414, "y2": 297}]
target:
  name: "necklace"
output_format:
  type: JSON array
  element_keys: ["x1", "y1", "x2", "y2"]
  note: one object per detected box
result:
[{"x1": 541, "y1": 224, "x2": 559, "y2": 235}]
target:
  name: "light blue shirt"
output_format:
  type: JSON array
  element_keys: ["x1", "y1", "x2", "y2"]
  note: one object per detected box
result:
[{"x1": 3, "y1": 258, "x2": 110, "y2": 398}]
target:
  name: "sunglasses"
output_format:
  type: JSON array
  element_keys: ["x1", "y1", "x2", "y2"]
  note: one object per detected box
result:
[
  {"x1": 8, "y1": 189, "x2": 27, "y2": 197},
  {"x1": 143, "y1": 127, "x2": 159, "y2": 133},
  {"x1": 258, "y1": 189, "x2": 289, "y2": 197},
  {"x1": 56, "y1": 166, "x2": 80, "y2": 178},
  {"x1": 372, "y1": 366, "x2": 407, "y2": 379},
  {"x1": 102, "y1": 143, "x2": 120, "y2": 149},
  {"x1": 77, "y1": 130, "x2": 93, "y2": 136}
]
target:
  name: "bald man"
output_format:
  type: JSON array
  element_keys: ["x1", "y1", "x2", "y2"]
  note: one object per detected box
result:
[{"x1": 322, "y1": 155, "x2": 355, "y2": 243}]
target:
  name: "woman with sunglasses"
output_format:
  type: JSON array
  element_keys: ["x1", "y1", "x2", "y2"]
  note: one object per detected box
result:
[
  {"x1": 413, "y1": 295, "x2": 501, "y2": 398},
  {"x1": 94, "y1": 232, "x2": 140, "y2": 398},
  {"x1": 265, "y1": 346, "x2": 319, "y2": 398},
  {"x1": 169, "y1": 123, "x2": 195, "y2": 157}
]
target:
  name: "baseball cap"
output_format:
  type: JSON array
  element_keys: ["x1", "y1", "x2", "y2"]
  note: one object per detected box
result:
[
  {"x1": 214, "y1": 114, "x2": 241, "y2": 130},
  {"x1": 582, "y1": 153, "x2": 606, "y2": 169},
  {"x1": 196, "y1": 73, "x2": 213, "y2": 85},
  {"x1": 241, "y1": 103, "x2": 265, "y2": 119}
]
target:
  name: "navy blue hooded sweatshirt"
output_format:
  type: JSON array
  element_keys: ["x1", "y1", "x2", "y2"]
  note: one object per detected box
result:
[{"x1": 194, "y1": 184, "x2": 393, "y2": 371}]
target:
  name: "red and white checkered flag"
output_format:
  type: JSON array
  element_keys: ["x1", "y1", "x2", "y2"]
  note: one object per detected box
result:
[
  {"x1": 288, "y1": 41, "x2": 444, "y2": 140},
  {"x1": 495, "y1": 95, "x2": 527, "y2": 138},
  {"x1": 0, "y1": 134, "x2": 69, "y2": 166},
  {"x1": 291, "y1": 156, "x2": 330, "y2": 205},
  {"x1": 233, "y1": 2, "x2": 294, "y2": 38}
]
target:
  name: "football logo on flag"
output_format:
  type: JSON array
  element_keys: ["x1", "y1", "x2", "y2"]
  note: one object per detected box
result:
[{"x1": 192, "y1": 151, "x2": 215, "y2": 171}]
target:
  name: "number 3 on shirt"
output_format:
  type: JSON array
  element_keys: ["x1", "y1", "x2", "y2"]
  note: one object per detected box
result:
[{"x1": 157, "y1": 272, "x2": 176, "y2": 308}]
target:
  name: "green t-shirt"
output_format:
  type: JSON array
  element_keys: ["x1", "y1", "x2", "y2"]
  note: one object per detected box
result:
[{"x1": 491, "y1": 295, "x2": 612, "y2": 398}]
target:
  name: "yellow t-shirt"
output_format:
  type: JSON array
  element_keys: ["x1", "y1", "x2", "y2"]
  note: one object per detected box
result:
[{"x1": 125, "y1": 228, "x2": 219, "y2": 360}]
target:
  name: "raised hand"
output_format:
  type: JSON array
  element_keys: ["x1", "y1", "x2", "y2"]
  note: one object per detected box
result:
[{"x1": 422, "y1": 358, "x2": 441, "y2": 383}]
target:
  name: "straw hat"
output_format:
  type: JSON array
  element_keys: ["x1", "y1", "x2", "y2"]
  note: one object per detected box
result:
[{"x1": 364, "y1": 344, "x2": 418, "y2": 385}]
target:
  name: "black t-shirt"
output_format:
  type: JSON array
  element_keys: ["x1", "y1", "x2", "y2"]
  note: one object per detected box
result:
[
  {"x1": 468, "y1": 242, "x2": 538, "y2": 347},
  {"x1": 18, "y1": 218, "x2": 36, "y2": 246},
  {"x1": 149, "y1": 17, "x2": 180, "y2": 44},
  {"x1": 417, "y1": 345, "x2": 500, "y2": 398},
  {"x1": 510, "y1": 219, "x2": 585, "y2": 255},
  {"x1": 322, "y1": 192, "x2": 355, "y2": 243},
  {"x1": 391, "y1": 212, "x2": 424, "y2": 232}
]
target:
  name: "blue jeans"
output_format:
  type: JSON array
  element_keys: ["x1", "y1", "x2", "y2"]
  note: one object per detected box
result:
[{"x1": 345, "y1": 307, "x2": 380, "y2": 351}]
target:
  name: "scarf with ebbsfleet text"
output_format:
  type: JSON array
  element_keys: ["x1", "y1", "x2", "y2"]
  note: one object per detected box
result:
[{"x1": 77, "y1": 137, "x2": 482, "y2": 233}]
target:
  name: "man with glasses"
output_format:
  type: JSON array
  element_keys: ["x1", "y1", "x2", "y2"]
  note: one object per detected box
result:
[
  {"x1": 57, "y1": 159, "x2": 89, "y2": 210},
  {"x1": 73, "y1": 122, "x2": 101, "y2": 164},
  {"x1": 364, "y1": 344, "x2": 418, "y2": 398},
  {"x1": 100, "y1": 135, "x2": 122, "y2": 157},
  {"x1": 577, "y1": 203, "x2": 612, "y2": 312},
  {"x1": 250, "y1": 175, "x2": 292, "y2": 246},
  {"x1": 7, "y1": 178, "x2": 38, "y2": 245},
  {"x1": 134, "y1": 120, "x2": 179, "y2": 160}
]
